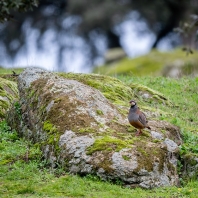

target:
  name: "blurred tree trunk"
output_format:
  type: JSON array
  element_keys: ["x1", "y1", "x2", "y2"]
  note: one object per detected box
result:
[
  {"x1": 152, "y1": 0, "x2": 187, "y2": 48},
  {"x1": 107, "y1": 30, "x2": 121, "y2": 49}
]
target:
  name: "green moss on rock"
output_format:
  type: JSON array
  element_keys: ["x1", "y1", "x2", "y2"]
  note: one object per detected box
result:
[
  {"x1": 0, "y1": 77, "x2": 19, "y2": 120},
  {"x1": 78, "y1": 127, "x2": 95, "y2": 133},
  {"x1": 42, "y1": 120, "x2": 61, "y2": 154},
  {"x1": 58, "y1": 73, "x2": 134, "y2": 107},
  {"x1": 129, "y1": 83, "x2": 172, "y2": 105},
  {"x1": 122, "y1": 155, "x2": 131, "y2": 161},
  {"x1": 87, "y1": 136, "x2": 134, "y2": 155},
  {"x1": 96, "y1": 109, "x2": 104, "y2": 115},
  {"x1": 43, "y1": 120, "x2": 58, "y2": 134},
  {"x1": 134, "y1": 141, "x2": 167, "y2": 173},
  {"x1": 58, "y1": 72, "x2": 171, "y2": 116}
]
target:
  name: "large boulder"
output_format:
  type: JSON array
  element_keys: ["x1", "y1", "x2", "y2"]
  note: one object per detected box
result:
[{"x1": 7, "y1": 67, "x2": 182, "y2": 189}]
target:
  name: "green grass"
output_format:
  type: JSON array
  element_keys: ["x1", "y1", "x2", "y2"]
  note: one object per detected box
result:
[
  {"x1": 0, "y1": 66, "x2": 24, "y2": 74},
  {"x1": 1, "y1": 119, "x2": 198, "y2": 198},
  {"x1": 93, "y1": 49, "x2": 198, "y2": 76},
  {"x1": 0, "y1": 67, "x2": 24, "y2": 82},
  {"x1": 1, "y1": 74, "x2": 198, "y2": 197}
]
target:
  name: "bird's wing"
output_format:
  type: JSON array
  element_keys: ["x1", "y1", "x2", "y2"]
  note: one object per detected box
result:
[
  {"x1": 141, "y1": 112, "x2": 148, "y2": 123},
  {"x1": 137, "y1": 110, "x2": 147, "y2": 126}
]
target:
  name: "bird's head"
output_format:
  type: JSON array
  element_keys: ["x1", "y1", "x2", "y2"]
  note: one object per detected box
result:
[{"x1": 129, "y1": 100, "x2": 136, "y2": 107}]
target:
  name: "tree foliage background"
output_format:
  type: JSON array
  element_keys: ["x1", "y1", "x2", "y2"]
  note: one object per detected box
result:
[
  {"x1": 0, "y1": 0, "x2": 198, "y2": 71},
  {"x1": 0, "y1": 0, "x2": 38, "y2": 22}
]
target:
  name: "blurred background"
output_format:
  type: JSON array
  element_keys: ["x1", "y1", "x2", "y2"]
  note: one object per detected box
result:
[{"x1": 0, "y1": 0, "x2": 198, "y2": 76}]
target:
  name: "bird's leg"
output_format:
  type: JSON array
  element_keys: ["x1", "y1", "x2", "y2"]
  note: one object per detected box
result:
[
  {"x1": 135, "y1": 130, "x2": 140, "y2": 136},
  {"x1": 135, "y1": 129, "x2": 142, "y2": 136}
]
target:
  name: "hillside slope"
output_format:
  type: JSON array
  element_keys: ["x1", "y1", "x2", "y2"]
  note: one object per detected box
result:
[{"x1": 0, "y1": 67, "x2": 198, "y2": 197}]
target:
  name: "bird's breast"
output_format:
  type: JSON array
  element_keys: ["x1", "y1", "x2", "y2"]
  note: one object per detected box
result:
[{"x1": 129, "y1": 120, "x2": 145, "y2": 129}]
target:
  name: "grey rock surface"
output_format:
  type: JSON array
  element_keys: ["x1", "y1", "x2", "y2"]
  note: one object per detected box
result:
[{"x1": 151, "y1": 131, "x2": 164, "y2": 140}]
